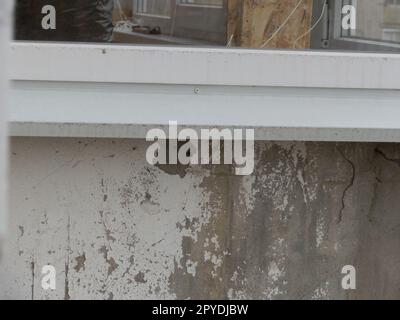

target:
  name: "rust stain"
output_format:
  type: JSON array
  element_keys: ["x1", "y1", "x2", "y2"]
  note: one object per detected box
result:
[
  {"x1": 99, "y1": 245, "x2": 119, "y2": 276},
  {"x1": 74, "y1": 253, "x2": 86, "y2": 272},
  {"x1": 134, "y1": 271, "x2": 147, "y2": 284},
  {"x1": 107, "y1": 257, "x2": 119, "y2": 276}
]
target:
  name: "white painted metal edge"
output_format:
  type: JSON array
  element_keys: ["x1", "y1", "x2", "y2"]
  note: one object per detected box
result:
[
  {"x1": 9, "y1": 42, "x2": 400, "y2": 90},
  {"x1": 0, "y1": 0, "x2": 11, "y2": 247},
  {"x1": 9, "y1": 81, "x2": 400, "y2": 142}
]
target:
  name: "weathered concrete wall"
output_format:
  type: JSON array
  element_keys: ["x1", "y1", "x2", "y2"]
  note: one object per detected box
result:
[{"x1": 1, "y1": 137, "x2": 400, "y2": 300}]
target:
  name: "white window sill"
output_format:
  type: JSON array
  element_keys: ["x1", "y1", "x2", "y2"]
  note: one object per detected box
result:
[{"x1": 8, "y1": 42, "x2": 400, "y2": 142}]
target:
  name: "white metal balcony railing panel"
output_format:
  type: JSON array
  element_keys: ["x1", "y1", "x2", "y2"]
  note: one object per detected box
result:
[{"x1": 8, "y1": 42, "x2": 400, "y2": 142}]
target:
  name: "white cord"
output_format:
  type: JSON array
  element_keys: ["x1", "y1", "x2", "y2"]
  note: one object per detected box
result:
[
  {"x1": 115, "y1": 0, "x2": 129, "y2": 21},
  {"x1": 227, "y1": 34, "x2": 234, "y2": 47},
  {"x1": 293, "y1": 0, "x2": 327, "y2": 48},
  {"x1": 260, "y1": 0, "x2": 304, "y2": 48}
]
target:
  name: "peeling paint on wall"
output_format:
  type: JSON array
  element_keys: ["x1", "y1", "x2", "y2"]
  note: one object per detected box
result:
[{"x1": 2, "y1": 138, "x2": 400, "y2": 300}]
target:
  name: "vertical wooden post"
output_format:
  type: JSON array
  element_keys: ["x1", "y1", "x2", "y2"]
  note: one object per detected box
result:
[
  {"x1": 0, "y1": 0, "x2": 11, "y2": 252},
  {"x1": 227, "y1": 0, "x2": 314, "y2": 49},
  {"x1": 227, "y1": 0, "x2": 243, "y2": 46}
]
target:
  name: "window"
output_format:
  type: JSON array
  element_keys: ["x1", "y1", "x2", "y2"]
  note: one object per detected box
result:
[
  {"x1": 134, "y1": 0, "x2": 172, "y2": 17},
  {"x1": 14, "y1": 0, "x2": 226, "y2": 44},
  {"x1": 383, "y1": 28, "x2": 400, "y2": 42},
  {"x1": 311, "y1": 0, "x2": 400, "y2": 52},
  {"x1": 180, "y1": 0, "x2": 224, "y2": 6},
  {"x1": 13, "y1": 0, "x2": 400, "y2": 53},
  {"x1": 342, "y1": 0, "x2": 400, "y2": 43},
  {"x1": 123, "y1": 0, "x2": 226, "y2": 44}
]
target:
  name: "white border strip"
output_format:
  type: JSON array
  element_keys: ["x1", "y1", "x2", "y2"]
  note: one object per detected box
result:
[{"x1": 10, "y1": 42, "x2": 400, "y2": 90}]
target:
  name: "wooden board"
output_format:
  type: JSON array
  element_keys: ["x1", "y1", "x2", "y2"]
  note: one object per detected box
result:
[{"x1": 228, "y1": 0, "x2": 314, "y2": 49}]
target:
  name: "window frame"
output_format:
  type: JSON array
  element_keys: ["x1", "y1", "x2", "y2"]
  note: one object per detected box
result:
[
  {"x1": 132, "y1": 0, "x2": 174, "y2": 34},
  {"x1": 311, "y1": 0, "x2": 400, "y2": 52},
  {"x1": 130, "y1": 0, "x2": 227, "y2": 44}
]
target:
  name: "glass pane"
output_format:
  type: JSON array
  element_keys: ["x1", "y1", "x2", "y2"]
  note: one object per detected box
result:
[
  {"x1": 14, "y1": 0, "x2": 227, "y2": 44},
  {"x1": 12, "y1": 0, "x2": 400, "y2": 53},
  {"x1": 180, "y1": 0, "x2": 224, "y2": 6},
  {"x1": 15, "y1": 0, "x2": 115, "y2": 42},
  {"x1": 342, "y1": 0, "x2": 400, "y2": 43},
  {"x1": 134, "y1": 0, "x2": 172, "y2": 17}
]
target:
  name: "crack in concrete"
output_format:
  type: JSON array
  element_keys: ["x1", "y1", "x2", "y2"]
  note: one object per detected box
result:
[
  {"x1": 30, "y1": 259, "x2": 35, "y2": 300},
  {"x1": 338, "y1": 149, "x2": 355, "y2": 224},
  {"x1": 375, "y1": 148, "x2": 400, "y2": 168},
  {"x1": 64, "y1": 214, "x2": 71, "y2": 300}
]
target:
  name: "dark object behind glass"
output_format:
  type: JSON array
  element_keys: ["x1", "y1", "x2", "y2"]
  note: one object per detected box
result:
[{"x1": 15, "y1": 0, "x2": 114, "y2": 42}]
